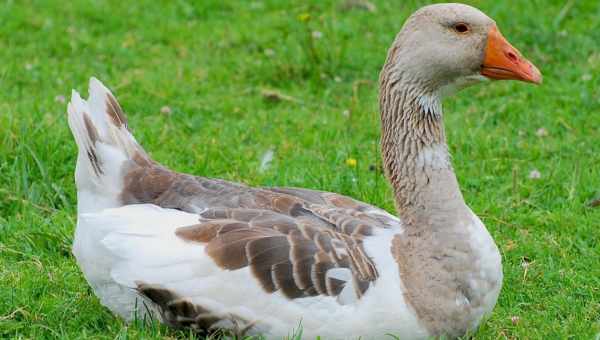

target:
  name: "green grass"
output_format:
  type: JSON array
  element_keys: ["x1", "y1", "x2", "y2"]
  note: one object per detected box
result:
[{"x1": 1, "y1": 0, "x2": 599, "y2": 338}]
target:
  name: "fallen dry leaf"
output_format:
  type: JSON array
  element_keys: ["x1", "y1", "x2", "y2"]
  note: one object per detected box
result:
[
  {"x1": 339, "y1": 0, "x2": 377, "y2": 12},
  {"x1": 261, "y1": 89, "x2": 300, "y2": 103},
  {"x1": 504, "y1": 240, "x2": 516, "y2": 251},
  {"x1": 588, "y1": 198, "x2": 600, "y2": 208}
]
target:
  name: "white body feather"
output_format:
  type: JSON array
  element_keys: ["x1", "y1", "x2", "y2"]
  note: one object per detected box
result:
[{"x1": 74, "y1": 204, "x2": 430, "y2": 339}]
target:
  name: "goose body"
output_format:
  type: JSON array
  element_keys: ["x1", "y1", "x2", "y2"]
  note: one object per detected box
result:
[{"x1": 69, "y1": 4, "x2": 540, "y2": 339}]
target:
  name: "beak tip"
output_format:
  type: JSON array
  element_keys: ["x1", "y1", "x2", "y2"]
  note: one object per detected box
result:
[{"x1": 529, "y1": 65, "x2": 543, "y2": 85}]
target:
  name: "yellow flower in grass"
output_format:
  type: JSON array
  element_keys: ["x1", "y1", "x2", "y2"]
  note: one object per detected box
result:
[
  {"x1": 298, "y1": 13, "x2": 311, "y2": 22},
  {"x1": 345, "y1": 158, "x2": 357, "y2": 167}
]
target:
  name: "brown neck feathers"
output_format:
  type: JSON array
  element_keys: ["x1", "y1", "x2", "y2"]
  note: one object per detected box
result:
[{"x1": 378, "y1": 63, "x2": 464, "y2": 224}]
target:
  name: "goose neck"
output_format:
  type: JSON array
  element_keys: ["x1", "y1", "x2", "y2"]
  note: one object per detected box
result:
[{"x1": 379, "y1": 71, "x2": 465, "y2": 224}]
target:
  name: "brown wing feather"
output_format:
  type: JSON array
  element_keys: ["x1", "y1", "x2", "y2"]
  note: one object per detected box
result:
[
  {"x1": 136, "y1": 282, "x2": 253, "y2": 335},
  {"x1": 120, "y1": 162, "x2": 395, "y2": 302},
  {"x1": 268, "y1": 187, "x2": 399, "y2": 228},
  {"x1": 176, "y1": 205, "x2": 381, "y2": 301}
]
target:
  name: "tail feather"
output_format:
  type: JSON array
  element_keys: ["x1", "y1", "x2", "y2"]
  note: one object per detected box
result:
[
  {"x1": 67, "y1": 77, "x2": 150, "y2": 213},
  {"x1": 88, "y1": 77, "x2": 128, "y2": 131},
  {"x1": 67, "y1": 91, "x2": 104, "y2": 181}
]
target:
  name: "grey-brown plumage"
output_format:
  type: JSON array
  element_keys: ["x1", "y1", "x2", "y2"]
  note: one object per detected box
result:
[{"x1": 121, "y1": 157, "x2": 390, "y2": 301}]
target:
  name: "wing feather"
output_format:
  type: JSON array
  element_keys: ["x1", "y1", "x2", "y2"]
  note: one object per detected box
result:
[{"x1": 116, "y1": 164, "x2": 399, "y2": 304}]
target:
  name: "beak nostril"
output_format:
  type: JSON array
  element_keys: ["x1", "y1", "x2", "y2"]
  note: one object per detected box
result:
[{"x1": 506, "y1": 51, "x2": 518, "y2": 62}]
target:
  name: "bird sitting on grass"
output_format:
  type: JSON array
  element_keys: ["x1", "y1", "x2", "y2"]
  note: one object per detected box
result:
[{"x1": 68, "y1": 3, "x2": 540, "y2": 339}]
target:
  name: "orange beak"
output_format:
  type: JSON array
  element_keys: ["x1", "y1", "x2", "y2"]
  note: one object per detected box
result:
[{"x1": 481, "y1": 26, "x2": 542, "y2": 84}]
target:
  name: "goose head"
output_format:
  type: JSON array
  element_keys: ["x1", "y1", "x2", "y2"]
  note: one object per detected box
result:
[
  {"x1": 384, "y1": 3, "x2": 541, "y2": 96},
  {"x1": 379, "y1": 3, "x2": 542, "y2": 219}
]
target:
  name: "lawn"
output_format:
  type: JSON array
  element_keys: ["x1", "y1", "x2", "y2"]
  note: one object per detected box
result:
[{"x1": 1, "y1": 0, "x2": 599, "y2": 338}]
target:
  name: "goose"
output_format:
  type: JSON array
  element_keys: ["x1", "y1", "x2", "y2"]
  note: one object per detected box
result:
[{"x1": 68, "y1": 3, "x2": 541, "y2": 339}]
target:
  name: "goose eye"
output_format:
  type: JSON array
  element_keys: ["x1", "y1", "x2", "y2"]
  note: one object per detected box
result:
[{"x1": 453, "y1": 23, "x2": 470, "y2": 33}]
